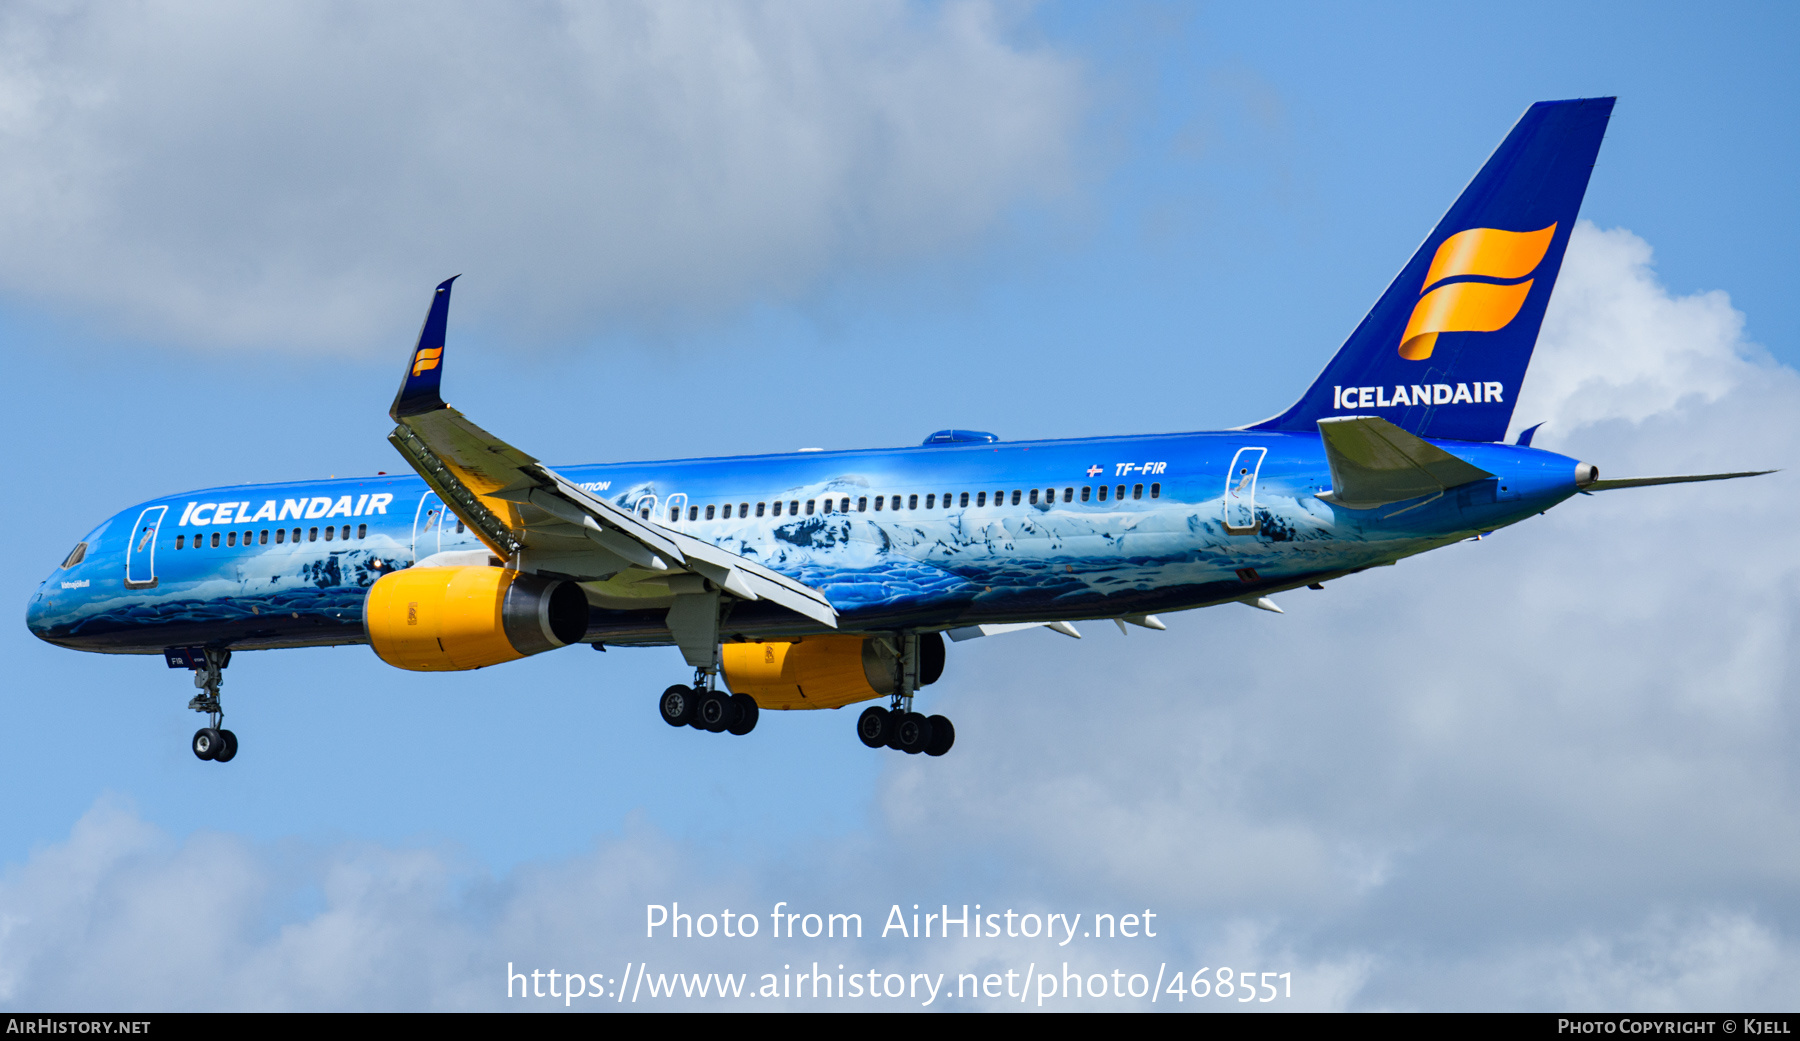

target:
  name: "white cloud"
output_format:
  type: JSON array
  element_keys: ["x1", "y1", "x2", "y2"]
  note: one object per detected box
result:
[
  {"x1": 5, "y1": 225, "x2": 1797, "y2": 1011},
  {"x1": 1515, "y1": 220, "x2": 1778, "y2": 444},
  {"x1": 0, "y1": 1, "x2": 1079, "y2": 350}
]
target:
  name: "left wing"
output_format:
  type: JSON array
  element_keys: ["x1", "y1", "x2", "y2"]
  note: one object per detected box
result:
[{"x1": 384, "y1": 278, "x2": 838, "y2": 635}]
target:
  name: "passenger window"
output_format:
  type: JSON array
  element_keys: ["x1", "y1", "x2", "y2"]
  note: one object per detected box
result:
[
  {"x1": 308, "y1": 527, "x2": 318, "y2": 542},
  {"x1": 976, "y1": 491, "x2": 987, "y2": 507},
  {"x1": 275, "y1": 529, "x2": 285, "y2": 544},
  {"x1": 323, "y1": 527, "x2": 333, "y2": 541},
  {"x1": 1028, "y1": 489, "x2": 1038, "y2": 505},
  {"x1": 670, "y1": 505, "x2": 681, "y2": 522},
  {"x1": 174, "y1": 536, "x2": 184, "y2": 550},
  {"x1": 908, "y1": 494, "x2": 918, "y2": 509},
  {"x1": 1064, "y1": 487, "x2": 1074, "y2": 502},
  {"x1": 959, "y1": 492, "x2": 969, "y2": 507},
  {"x1": 356, "y1": 524, "x2": 366, "y2": 539},
  {"x1": 1011, "y1": 490, "x2": 1021, "y2": 505},
  {"x1": 1097, "y1": 485, "x2": 1108, "y2": 502},
  {"x1": 739, "y1": 503, "x2": 748, "y2": 517},
  {"x1": 1133, "y1": 484, "x2": 1143, "y2": 500},
  {"x1": 1150, "y1": 483, "x2": 1160, "y2": 499},
  {"x1": 873, "y1": 496, "x2": 883, "y2": 511},
  {"x1": 456, "y1": 519, "x2": 465, "y2": 534},
  {"x1": 260, "y1": 530, "x2": 269, "y2": 544},
  {"x1": 722, "y1": 504, "x2": 732, "y2": 519},
  {"x1": 756, "y1": 502, "x2": 766, "y2": 517},
  {"x1": 1116, "y1": 485, "x2": 1126, "y2": 500},
  {"x1": 705, "y1": 505, "x2": 716, "y2": 520},
  {"x1": 689, "y1": 506, "x2": 699, "y2": 522},
  {"x1": 771, "y1": 501, "x2": 782, "y2": 517},
  {"x1": 293, "y1": 529, "x2": 302, "y2": 543},
  {"x1": 227, "y1": 531, "x2": 238, "y2": 547},
  {"x1": 789, "y1": 500, "x2": 799, "y2": 514},
  {"x1": 805, "y1": 500, "x2": 815, "y2": 515},
  {"x1": 925, "y1": 494, "x2": 935, "y2": 509}
]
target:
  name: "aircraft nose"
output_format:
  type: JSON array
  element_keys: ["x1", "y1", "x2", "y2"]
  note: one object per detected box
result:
[{"x1": 25, "y1": 585, "x2": 55, "y2": 640}]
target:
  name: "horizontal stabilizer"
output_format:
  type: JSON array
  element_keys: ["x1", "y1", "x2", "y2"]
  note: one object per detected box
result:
[
  {"x1": 1584, "y1": 470, "x2": 1775, "y2": 492},
  {"x1": 1315, "y1": 416, "x2": 1494, "y2": 510}
]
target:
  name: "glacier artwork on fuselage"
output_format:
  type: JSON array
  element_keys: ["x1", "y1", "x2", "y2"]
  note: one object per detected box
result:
[{"x1": 26, "y1": 98, "x2": 1770, "y2": 764}]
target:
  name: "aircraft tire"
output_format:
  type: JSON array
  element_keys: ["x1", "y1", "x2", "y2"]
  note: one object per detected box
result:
[
  {"x1": 698, "y1": 690, "x2": 733, "y2": 733},
  {"x1": 659, "y1": 685, "x2": 697, "y2": 728},
  {"x1": 191, "y1": 728, "x2": 220, "y2": 761},
  {"x1": 214, "y1": 729, "x2": 239, "y2": 763},
  {"x1": 727, "y1": 694, "x2": 759, "y2": 736},
  {"x1": 894, "y1": 712, "x2": 933, "y2": 755},
  {"x1": 856, "y1": 706, "x2": 891, "y2": 748},
  {"x1": 924, "y1": 716, "x2": 954, "y2": 757}
]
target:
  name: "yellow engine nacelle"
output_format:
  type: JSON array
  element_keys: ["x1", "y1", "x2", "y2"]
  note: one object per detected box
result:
[
  {"x1": 721, "y1": 633, "x2": 944, "y2": 710},
  {"x1": 364, "y1": 566, "x2": 588, "y2": 672}
]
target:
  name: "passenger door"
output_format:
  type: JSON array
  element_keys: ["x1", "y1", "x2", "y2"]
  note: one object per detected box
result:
[
  {"x1": 124, "y1": 505, "x2": 167, "y2": 588},
  {"x1": 1223, "y1": 447, "x2": 1267, "y2": 535},
  {"x1": 412, "y1": 492, "x2": 445, "y2": 560}
]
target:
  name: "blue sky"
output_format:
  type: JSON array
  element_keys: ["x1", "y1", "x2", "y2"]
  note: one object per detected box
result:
[{"x1": 2, "y1": 1, "x2": 1797, "y2": 1011}]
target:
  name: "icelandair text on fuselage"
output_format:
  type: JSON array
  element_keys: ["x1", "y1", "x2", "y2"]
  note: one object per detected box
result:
[
  {"x1": 647, "y1": 902, "x2": 1155, "y2": 943},
  {"x1": 1333, "y1": 382, "x2": 1503, "y2": 409},
  {"x1": 175, "y1": 494, "x2": 394, "y2": 527}
]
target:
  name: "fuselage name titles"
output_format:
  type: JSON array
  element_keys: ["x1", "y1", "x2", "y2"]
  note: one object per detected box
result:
[{"x1": 175, "y1": 493, "x2": 395, "y2": 527}]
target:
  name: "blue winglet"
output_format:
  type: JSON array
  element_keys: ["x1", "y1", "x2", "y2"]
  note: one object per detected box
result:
[
  {"x1": 1515, "y1": 422, "x2": 1545, "y2": 447},
  {"x1": 389, "y1": 276, "x2": 460, "y2": 420}
]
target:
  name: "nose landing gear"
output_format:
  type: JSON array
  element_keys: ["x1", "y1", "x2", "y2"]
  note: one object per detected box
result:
[{"x1": 167, "y1": 645, "x2": 238, "y2": 763}]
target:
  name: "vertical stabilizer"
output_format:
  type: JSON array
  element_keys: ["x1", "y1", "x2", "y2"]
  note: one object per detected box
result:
[{"x1": 1252, "y1": 98, "x2": 1614, "y2": 442}]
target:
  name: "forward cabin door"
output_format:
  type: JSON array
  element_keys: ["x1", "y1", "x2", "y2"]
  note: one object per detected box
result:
[
  {"x1": 1223, "y1": 447, "x2": 1268, "y2": 535},
  {"x1": 124, "y1": 505, "x2": 167, "y2": 588}
]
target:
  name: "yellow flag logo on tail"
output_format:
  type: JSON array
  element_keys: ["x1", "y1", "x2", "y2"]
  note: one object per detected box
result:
[
  {"x1": 1398, "y1": 223, "x2": 1556, "y2": 361},
  {"x1": 411, "y1": 347, "x2": 443, "y2": 376}
]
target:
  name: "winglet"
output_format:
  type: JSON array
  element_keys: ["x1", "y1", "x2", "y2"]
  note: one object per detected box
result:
[{"x1": 390, "y1": 276, "x2": 460, "y2": 420}]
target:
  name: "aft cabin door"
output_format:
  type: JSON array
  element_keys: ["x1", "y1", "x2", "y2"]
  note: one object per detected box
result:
[
  {"x1": 412, "y1": 492, "x2": 445, "y2": 561},
  {"x1": 124, "y1": 505, "x2": 167, "y2": 588},
  {"x1": 1223, "y1": 447, "x2": 1267, "y2": 535}
]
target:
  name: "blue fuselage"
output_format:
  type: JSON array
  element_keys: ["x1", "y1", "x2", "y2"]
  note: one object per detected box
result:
[{"x1": 27, "y1": 430, "x2": 1583, "y2": 655}]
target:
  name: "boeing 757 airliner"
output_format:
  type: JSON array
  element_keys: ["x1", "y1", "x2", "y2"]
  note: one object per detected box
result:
[{"x1": 27, "y1": 97, "x2": 1769, "y2": 763}]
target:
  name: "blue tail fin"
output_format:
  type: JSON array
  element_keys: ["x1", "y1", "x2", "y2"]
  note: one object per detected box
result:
[{"x1": 1252, "y1": 98, "x2": 1614, "y2": 442}]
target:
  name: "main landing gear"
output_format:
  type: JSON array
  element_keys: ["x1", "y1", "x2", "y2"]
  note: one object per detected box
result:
[
  {"x1": 857, "y1": 632, "x2": 954, "y2": 756},
  {"x1": 168, "y1": 645, "x2": 238, "y2": 763},
  {"x1": 857, "y1": 704, "x2": 955, "y2": 756},
  {"x1": 659, "y1": 669, "x2": 759, "y2": 737}
]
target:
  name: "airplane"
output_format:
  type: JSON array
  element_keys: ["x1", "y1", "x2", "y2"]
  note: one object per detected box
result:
[{"x1": 27, "y1": 97, "x2": 1771, "y2": 764}]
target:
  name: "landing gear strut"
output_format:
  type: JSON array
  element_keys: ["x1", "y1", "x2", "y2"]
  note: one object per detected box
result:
[
  {"x1": 658, "y1": 665, "x2": 758, "y2": 737},
  {"x1": 856, "y1": 633, "x2": 954, "y2": 756},
  {"x1": 170, "y1": 645, "x2": 238, "y2": 763}
]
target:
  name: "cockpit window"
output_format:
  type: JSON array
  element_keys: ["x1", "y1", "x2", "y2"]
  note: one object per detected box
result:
[{"x1": 60, "y1": 542, "x2": 88, "y2": 569}]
